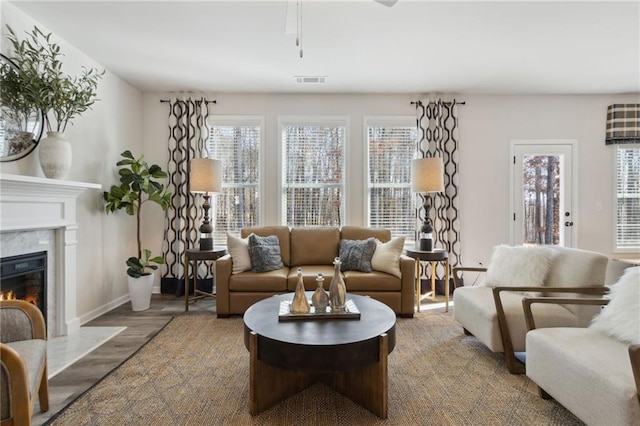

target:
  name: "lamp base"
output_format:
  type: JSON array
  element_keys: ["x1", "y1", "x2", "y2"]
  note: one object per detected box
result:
[
  {"x1": 419, "y1": 238, "x2": 433, "y2": 252},
  {"x1": 199, "y1": 238, "x2": 213, "y2": 251}
]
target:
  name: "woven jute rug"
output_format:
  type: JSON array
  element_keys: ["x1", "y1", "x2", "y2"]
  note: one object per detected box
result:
[{"x1": 44, "y1": 311, "x2": 581, "y2": 425}]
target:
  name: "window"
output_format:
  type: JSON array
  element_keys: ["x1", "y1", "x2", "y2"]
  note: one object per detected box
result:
[
  {"x1": 280, "y1": 117, "x2": 347, "y2": 227},
  {"x1": 366, "y1": 118, "x2": 416, "y2": 240},
  {"x1": 615, "y1": 145, "x2": 640, "y2": 250},
  {"x1": 206, "y1": 117, "x2": 262, "y2": 244}
]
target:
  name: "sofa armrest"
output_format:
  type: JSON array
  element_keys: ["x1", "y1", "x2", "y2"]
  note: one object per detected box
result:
[
  {"x1": 215, "y1": 254, "x2": 233, "y2": 317},
  {"x1": 399, "y1": 254, "x2": 416, "y2": 316},
  {"x1": 452, "y1": 266, "x2": 487, "y2": 288},
  {"x1": 1, "y1": 342, "x2": 31, "y2": 423}
]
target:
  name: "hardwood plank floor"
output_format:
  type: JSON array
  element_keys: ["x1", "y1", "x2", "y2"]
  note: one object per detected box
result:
[{"x1": 32, "y1": 294, "x2": 216, "y2": 425}]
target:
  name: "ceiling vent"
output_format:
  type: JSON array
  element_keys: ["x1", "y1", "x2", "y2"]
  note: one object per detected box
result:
[{"x1": 295, "y1": 76, "x2": 327, "y2": 84}]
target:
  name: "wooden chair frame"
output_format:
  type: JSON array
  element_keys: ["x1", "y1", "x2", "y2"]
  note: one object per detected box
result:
[
  {"x1": 522, "y1": 296, "x2": 640, "y2": 402},
  {"x1": 453, "y1": 267, "x2": 608, "y2": 374}
]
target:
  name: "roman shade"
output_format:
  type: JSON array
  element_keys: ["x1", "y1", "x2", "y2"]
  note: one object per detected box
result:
[{"x1": 605, "y1": 104, "x2": 640, "y2": 145}]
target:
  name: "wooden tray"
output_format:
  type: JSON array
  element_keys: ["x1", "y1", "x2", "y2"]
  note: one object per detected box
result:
[{"x1": 278, "y1": 299, "x2": 361, "y2": 321}]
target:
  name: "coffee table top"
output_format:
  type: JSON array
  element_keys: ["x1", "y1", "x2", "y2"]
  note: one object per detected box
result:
[{"x1": 243, "y1": 292, "x2": 396, "y2": 371}]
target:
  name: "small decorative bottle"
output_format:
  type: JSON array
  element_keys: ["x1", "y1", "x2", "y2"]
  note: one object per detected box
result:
[
  {"x1": 291, "y1": 268, "x2": 310, "y2": 314},
  {"x1": 311, "y1": 273, "x2": 329, "y2": 313},
  {"x1": 329, "y1": 257, "x2": 347, "y2": 312}
]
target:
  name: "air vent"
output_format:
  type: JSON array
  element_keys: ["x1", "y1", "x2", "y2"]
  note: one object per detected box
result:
[{"x1": 295, "y1": 76, "x2": 327, "y2": 84}]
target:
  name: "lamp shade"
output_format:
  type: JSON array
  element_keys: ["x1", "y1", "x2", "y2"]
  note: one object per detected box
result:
[
  {"x1": 190, "y1": 158, "x2": 222, "y2": 193},
  {"x1": 411, "y1": 157, "x2": 444, "y2": 193}
]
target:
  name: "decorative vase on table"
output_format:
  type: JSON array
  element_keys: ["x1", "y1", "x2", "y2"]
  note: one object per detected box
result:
[
  {"x1": 329, "y1": 257, "x2": 346, "y2": 312},
  {"x1": 291, "y1": 268, "x2": 310, "y2": 314},
  {"x1": 38, "y1": 131, "x2": 72, "y2": 179},
  {"x1": 128, "y1": 273, "x2": 154, "y2": 311},
  {"x1": 311, "y1": 273, "x2": 329, "y2": 313}
]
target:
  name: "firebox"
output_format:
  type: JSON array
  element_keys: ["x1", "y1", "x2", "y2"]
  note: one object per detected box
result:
[{"x1": 0, "y1": 251, "x2": 47, "y2": 322}]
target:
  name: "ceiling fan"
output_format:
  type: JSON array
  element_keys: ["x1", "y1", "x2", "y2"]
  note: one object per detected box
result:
[{"x1": 285, "y1": 0, "x2": 397, "y2": 57}]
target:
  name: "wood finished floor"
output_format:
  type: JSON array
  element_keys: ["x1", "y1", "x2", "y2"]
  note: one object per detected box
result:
[{"x1": 32, "y1": 294, "x2": 216, "y2": 426}]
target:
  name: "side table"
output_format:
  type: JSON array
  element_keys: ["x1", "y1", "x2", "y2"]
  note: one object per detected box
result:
[
  {"x1": 405, "y1": 247, "x2": 450, "y2": 313},
  {"x1": 184, "y1": 247, "x2": 227, "y2": 312}
]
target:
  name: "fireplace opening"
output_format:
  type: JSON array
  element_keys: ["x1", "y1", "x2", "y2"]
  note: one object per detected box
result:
[{"x1": 0, "y1": 251, "x2": 47, "y2": 322}]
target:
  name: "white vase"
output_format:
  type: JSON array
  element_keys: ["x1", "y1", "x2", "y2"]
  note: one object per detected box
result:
[
  {"x1": 39, "y1": 131, "x2": 72, "y2": 179},
  {"x1": 128, "y1": 273, "x2": 154, "y2": 311}
]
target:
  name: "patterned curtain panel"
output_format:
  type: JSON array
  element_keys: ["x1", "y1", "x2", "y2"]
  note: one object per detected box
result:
[
  {"x1": 415, "y1": 99, "x2": 462, "y2": 293},
  {"x1": 161, "y1": 97, "x2": 213, "y2": 294},
  {"x1": 605, "y1": 104, "x2": 640, "y2": 145}
]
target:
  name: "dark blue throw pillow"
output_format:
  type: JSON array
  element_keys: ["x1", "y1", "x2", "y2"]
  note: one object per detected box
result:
[
  {"x1": 248, "y1": 234, "x2": 284, "y2": 273},
  {"x1": 339, "y1": 238, "x2": 376, "y2": 272}
]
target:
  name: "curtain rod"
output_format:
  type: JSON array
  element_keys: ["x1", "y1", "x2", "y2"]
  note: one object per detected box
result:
[
  {"x1": 160, "y1": 99, "x2": 217, "y2": 104},
  {"x1": 411, "y1": 100, "x2": 466, "y2": 106}
]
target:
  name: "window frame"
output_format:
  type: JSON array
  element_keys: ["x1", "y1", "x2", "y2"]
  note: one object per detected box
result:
[
  {"x1": 278, "y1": 115, "x2": 349, "y2": 227},
  {"x1": 613, "y1": 144, "x2": 640, "y2": 252},
  {"x1": 363, "y1": 116, "x2": 417, "y2": 241},
  {"x1": 206, "y1": 115, "x2": 265, "y2": 243}
]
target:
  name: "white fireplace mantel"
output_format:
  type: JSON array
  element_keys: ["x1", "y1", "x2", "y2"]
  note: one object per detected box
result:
[{"x1": 0, "y1": 173, "x2": 101, "y2": 335}]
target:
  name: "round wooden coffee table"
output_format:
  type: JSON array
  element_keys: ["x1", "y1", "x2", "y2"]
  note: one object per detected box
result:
[{"x1": 243, "y1": 292, "x2": 396, "y2": 418}]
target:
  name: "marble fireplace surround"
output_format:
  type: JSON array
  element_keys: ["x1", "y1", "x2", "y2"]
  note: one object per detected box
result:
[{"x1": 0, "y1": 173, "x2": 101, "y2": 337}]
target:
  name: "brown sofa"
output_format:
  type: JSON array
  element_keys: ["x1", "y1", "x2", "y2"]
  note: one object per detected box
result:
[{"x1": 215, "y1": 226, "x2": 415, "y2": 317}]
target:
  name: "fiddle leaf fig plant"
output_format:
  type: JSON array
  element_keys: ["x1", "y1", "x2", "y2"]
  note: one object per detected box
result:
[{"x1": 104, "y1": 150, "x2": 172, "y2": 278}]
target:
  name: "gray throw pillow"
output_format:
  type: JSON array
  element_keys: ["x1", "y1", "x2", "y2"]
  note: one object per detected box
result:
[
  {"x1": 339, "y1": 238, "x2": 376, "y2": 272},
  {"x1": 248, "y1": 234, "x2": 284, "y2": 272}
]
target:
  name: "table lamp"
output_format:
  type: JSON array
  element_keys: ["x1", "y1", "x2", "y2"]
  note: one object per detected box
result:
[
  {"x1": 411, "y1": 157, "x2": 444, "y2": 251},
  {"x1": 190, "y1": 158, "x2": 222, "y2": 251}
]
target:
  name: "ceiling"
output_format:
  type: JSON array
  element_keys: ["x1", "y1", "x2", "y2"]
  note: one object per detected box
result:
[{"x1": 7, "y1": 0, "x2": 640, "y2": 95}]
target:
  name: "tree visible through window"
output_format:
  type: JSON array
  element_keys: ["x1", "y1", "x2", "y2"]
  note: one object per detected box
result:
[
  {"x1": 207, "y1": 118, "x2": 261, "y2": 244},
  {"x1": 366, "y1": 119, "x2": 416, "y2": 240},
  {"x1": 281, "y1": 118, "x2": 346, "y2": 227},
  {"x1": 522, "y1": 155, "x2": 560, "y2": 245},
  {"x1": 616, "y1": 146, "x2": 640, "y2": 250}
]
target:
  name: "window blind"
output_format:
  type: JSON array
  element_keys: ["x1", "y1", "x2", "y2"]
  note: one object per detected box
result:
[
  {"x1": 281, "y1": 120, "x2": 346, "y2": 226},
  {"x1": 616, "y1": 146, "x2": 640, "y2": 249},
  {"x1": 207, "y1": 118, "x2": 261, "y2": 244},
  {"x1": 367, "y1": 120, "x2": 416, "y2": 240}
]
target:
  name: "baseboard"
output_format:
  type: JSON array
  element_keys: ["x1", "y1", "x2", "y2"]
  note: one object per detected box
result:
[{"x1": 78, "y1": 294, "x2": 130, "y2": 325}]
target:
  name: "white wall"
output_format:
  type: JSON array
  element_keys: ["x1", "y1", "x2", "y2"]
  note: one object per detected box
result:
[
  {"x1": 1, "y1": 3, "x2": 144, "y2": 322},
  {"x1": 3, "y1": 2, "x2": 638, "y2": 321},
  {"x1": 142, "y1": 92, "x2": 640, "y2": 274}
]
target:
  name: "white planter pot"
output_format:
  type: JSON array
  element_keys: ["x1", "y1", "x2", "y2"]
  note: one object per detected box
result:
[
  {"x1": 38, "y1": 131, "x2": 72, "y2": 179},
  {"x1": 128, "y1": 273, "x2": 154, "y2": 311}
]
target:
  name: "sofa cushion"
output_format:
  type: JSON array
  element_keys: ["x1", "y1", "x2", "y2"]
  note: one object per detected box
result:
[
  {"x1": 248, "y1": 234, "x2": 284, "y2": 272},
  {"x1": 371, "y1": 237, "x2": 404, "y2": 278},
  {"x1": 339, "y1": 238, "x2": 376, "y2": 272},
  {"x1": 241, "y1": 226, "x2": 291, "y2": 266},
  {"x1": 526, "y1": 327, "x2": 640, "y2": 425},
  {"x1": 227, "y1": 234, "x2": 251, "y2": 274},
  {"x1": 590, "y1": 266, "x2": 640, "y2": 345},
  {"x1": 290, "y1": 227, "x2": 340, "y2": 266},
  {"x1": 343, "y1": 270, "x2": 401, "y2": 291},
  {"x1": 4, "y1": 339, "x2": 46, "y2": 405},
  {"x1": 341, "y1": 226, "x2": 390, "y2": 243},
  {"x1": 482, "y1": 245, "x2": 555, "y2": 295},
  {"x1": 228, "y1": 268, "x2": 289, "y2": 292}
]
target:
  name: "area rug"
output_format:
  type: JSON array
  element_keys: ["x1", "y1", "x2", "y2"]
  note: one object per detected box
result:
[{"x1": 44, "y1": 312, "x2": 582, "y2": 425}]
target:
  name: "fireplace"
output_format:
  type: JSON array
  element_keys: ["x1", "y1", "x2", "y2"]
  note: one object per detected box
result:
[{"x1": 0, "y1": 251, "x2": 47, "y2": 321}]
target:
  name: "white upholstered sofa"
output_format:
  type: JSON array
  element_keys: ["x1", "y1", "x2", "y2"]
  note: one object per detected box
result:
[{"x1": 453, "y1": 245, "x2": 609, "y2": 373}]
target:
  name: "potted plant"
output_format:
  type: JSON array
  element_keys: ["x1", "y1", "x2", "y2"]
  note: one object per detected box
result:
[
  {"x1": 5, "y1": 25, "x2": 104, "y2": 179},
  {"x1": 104, "y1": 150, "x2": 172, "y2": 311}
]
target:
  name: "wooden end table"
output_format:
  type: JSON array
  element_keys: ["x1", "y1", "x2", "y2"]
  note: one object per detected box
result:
[
  {"x1": 183, "y1": 247, "x2": 226, "y2": 311},
  {"x1": 405, "y1": 247, "x2": 450, "y2": 313},
  {"x1": 243, "y1": 292, "x2": 396, "y2": 418}
]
